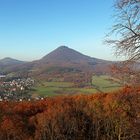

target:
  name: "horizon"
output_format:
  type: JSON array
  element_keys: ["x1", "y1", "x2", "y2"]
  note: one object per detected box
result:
[
  {"x1": 0, "y1": 0, "x2": 124, "y2": 61},
  {"x1": 0, "y1": 45, "x2": 121, "y2": 62}
]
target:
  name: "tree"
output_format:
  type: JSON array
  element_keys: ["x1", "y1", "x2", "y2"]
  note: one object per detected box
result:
[
  {"x1": 107, "y1": 0, "x2": 140, "y2": 61},
  {"x1": 110, "y1": 63, "x2": 140, "y2": 86}
]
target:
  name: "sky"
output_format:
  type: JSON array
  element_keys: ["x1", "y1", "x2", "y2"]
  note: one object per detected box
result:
[{"x1": 0, "y1": 0, "x2": 118, "y2": 61}]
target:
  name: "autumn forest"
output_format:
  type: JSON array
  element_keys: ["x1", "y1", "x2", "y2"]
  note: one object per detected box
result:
[{"x1": 0, "y1": 87, "x2": 139, "y2": 140}]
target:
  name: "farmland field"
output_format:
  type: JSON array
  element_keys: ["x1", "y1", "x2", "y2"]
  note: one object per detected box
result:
[
  {"x1": 92, "y1": 75, "x2": 122, "y2": 92},
  {"x1": 33, "y1": 81, "x2": 98, "y2": 97},
  {"x1": 32, "y1": 75, "x2": 122, "y2": 97}
]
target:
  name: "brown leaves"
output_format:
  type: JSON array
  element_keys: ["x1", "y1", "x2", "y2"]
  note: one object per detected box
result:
[{"x1": 0, "y1": 89, "x2": 139, "y2": 139}]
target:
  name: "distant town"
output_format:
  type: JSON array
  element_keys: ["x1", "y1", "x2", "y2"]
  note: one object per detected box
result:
[{"x1": 0, "y1": 75, "x2": 42, "y2": 101}]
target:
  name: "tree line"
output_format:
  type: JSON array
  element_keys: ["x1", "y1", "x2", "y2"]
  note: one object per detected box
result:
[{"x1": 0, "y1": 86, "x2": 139, "y2": 140}]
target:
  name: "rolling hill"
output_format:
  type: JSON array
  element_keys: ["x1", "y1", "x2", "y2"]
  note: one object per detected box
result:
[
  {"x1": 0, "y1": 57, "x2": 26, "y2": 74},
  {"x1": 0, "y1": 46, "x2": 114, "y2": 79},
  {"x1": 0, "y1": 57, "x2": 25, "y2": 65},
  {"x1": 42, "y1": 46, "x2": 103, "y2": 63}
]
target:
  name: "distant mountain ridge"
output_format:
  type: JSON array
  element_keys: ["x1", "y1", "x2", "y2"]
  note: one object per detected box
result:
[
  {"x1": 0, "y1": 57, "x2": 25, "y2": 65},
  {"x1": 0, "y1": 46, "x2": 114, "y2": 77},
  {"x1": 27, "y1": 46, "x2": 114, "y2": 79},
  {"x1": 0, "y1": 57, "x2": 25, "y2": 74},
  {"x1": 41, "y1": 46, "x2": 105, "y2": 63}
]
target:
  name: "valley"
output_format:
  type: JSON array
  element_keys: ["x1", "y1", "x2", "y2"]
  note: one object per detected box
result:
[
  {"x1": 32, "y1": 75, "x2": 122, "y2": 97},
  {"x1": 0, "y1": 46, "x2": 123, "y2": 99}
]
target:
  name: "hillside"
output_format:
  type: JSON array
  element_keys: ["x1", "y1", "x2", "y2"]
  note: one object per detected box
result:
[
  {"x1": 29, "y1": 46, "x2": 113, "y2": 78},
  {"x1": 0, "y1": 57, "x2": 25, "y2": 65},
  {"x1": 41, "y1": 46, "x2": 104, "y2": 63},
  {"x1": 0, "y1": 46, "x2": 114, "y2": 78},
  {"x1": 0, "y1": 87, "x2": 139, "y2": 139},
  {"x1": 0, "y1": 57, "x2": 25, "y2": 73}
]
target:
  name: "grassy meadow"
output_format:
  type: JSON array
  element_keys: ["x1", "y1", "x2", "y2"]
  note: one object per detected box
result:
[
  {"x1": 92, "y1": 75, "x2": 121, "y2": 92},
  {"x1": 32, "y1": 75, "x2": 122, "y2": 97}
]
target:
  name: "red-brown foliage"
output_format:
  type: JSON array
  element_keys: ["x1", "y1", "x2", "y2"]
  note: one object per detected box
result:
[{"x1": 0, "y1": 87, "x2": 139, "y2": 140}]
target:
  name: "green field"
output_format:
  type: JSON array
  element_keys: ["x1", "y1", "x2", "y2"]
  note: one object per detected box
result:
[
  {"x1": 44, "y1": 82, "x2": 74, "y2": 88},
  {"x1": 32, "y1": 75, "x2": 122, "y2": 97},
  {"x1": 33, "y1": 81, "x2": 98, "y2": 97},
  {"x1": 92, "y1": 75, "x2": 122, "y2": 92}
]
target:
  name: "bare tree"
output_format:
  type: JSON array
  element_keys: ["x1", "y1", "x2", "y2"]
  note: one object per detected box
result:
[{"x1": 107, "y1": 0, "x2": 140, "y2": 61}]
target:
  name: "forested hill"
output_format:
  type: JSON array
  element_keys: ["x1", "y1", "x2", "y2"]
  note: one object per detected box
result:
[{"x1": 0, "y1": 46, "x2": 114, "y2": 77}]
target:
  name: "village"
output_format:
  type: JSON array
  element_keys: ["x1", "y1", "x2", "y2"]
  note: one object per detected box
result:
[{"x1": 0, "y1": 76, "x2": 37, "y2": 101}]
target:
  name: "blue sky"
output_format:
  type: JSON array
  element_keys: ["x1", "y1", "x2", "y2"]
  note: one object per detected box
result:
[{"x1": 0, "y1": 0, "x2": 117, "y2": 61}]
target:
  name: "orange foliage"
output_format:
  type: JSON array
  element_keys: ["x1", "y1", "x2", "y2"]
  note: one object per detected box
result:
[{"x1": 0, "y1": 87, "x2": 139, "y2": 140}]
